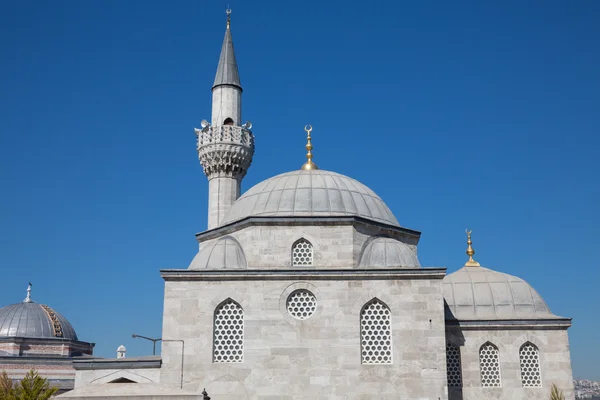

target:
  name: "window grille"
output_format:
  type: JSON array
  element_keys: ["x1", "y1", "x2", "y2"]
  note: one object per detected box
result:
[
  {"x1": 480, "y1": 342, "x2": 501, "y2": 387},
  {"x1": 286, "y1": 290, "x2": 317, "y2": 320},
  {"x1": 446, "y1": 342, "x2": 463, "y2": 387},
  {"x1": 520, "y1": 343, "x2": 542, "y2": 387},
  {"x1": 292, "y1": 239, "x2": 313, "y2": 266},
  {"x1": 213, "y1": 299, "x2": 243, "y2": 363},
  {"x1": 360, "y1": 299, "x2": 392, "y2": 364}
]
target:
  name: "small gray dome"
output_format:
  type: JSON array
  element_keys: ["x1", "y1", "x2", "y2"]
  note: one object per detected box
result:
[
  {"x1": 0, "y1": 302, "x2": 78, "y2": 340},
  {"x1": 189, "y1": 237, "x2": 247, "y2": 270},
  {"x1": 222, "y1": 170, "x2": 399, "y2": 226},
  {"x1": 359, "y1": 237, "x2": 420, "y2": 268},
  {"x1": 443, "y1": 266, "x2": 558, "y2": 320}
]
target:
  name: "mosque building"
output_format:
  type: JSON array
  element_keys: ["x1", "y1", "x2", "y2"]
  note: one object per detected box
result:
[
  {"x1": 0, "y1": 285, "x2": 95, "y2": 393},
  {"x1": 9, "y1": 9, "x2": 572, "y2": 400}
]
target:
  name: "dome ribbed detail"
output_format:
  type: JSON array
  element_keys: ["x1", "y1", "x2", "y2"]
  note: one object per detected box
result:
[
  {"x1": 359, "y1": 237, "x2": 420, "y2": 268},
  {"x1": 0, "y1": 302, "x2": 78, "y2": 340},
  {"x1": 222, "y1": 170, "x2": 399, "y2": 226},
  {"x1": 443, "y1": 267, "x2": 559, "y2": 321},
  {"x1": 189, "y1": 237, "x2": 247, "y2": 270}
]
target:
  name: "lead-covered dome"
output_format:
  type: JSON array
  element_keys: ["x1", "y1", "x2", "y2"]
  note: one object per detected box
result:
[
  {"x1": 359, "y1": 237, "x2": 420, "y2": 268},
  {"x1": 0, "y1": 301, "x2": 78, "y2": 340},
  {"x1": 222, "y1": 170, "x2": 399, "y2": 226},
  {"x1": 443, "y1": 266, "x2": 559, "y2": 321},
  {"x1": 189, "y1": 236, "x2": 247, "y2": 270}
]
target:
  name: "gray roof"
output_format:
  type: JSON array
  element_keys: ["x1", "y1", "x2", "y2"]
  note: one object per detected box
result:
[
  {"x1": 222, "y1": 170, "x2": 400, "y2": 227},
  {"x1": 0, "y1": 302, "x2": 78, "y2": 340},
  {"x1": 443, "y1": 266, "x2": 559, "y2": 321},
  {"x1": 189, "y1": 237, "x2": 247, "y2": 270},
  {"x1": 213, "y1": 25, "x2": 241, "y2": 90},
  {"x1": 359, "y1": 237, "x2": 420, "y2": 268}
]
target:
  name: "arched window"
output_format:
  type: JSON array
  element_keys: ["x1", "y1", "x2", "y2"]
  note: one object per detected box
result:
[
  {"x1": 213, "y1": 299, "x2": 243, "y2": 363},
  {"x1": 446, "y1": 342, "x2": 462, "y2": 387},
  {"x1": 223, "y1": 117, "x2": 234, "y2": 125},
  {"x1": 360, "y1": 299, "x2": 392, "y2": 364},
  {"x1": 479, "y1": 342, "x2": 501, "y2": 387},
  {"x1": 520, "y1": 342, "x2": 542, "y2": 387},
  {"x1": 292, "y1": 238, "x2": 313, "y2": 266}
]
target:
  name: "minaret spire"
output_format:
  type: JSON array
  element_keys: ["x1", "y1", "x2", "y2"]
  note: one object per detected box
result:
[{"x1": 213, "y1": 8, "x2": 241, "y2": 91}]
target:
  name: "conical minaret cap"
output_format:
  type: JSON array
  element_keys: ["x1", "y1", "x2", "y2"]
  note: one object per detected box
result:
[{"x1": 213, "y1": 9, "x2": 242, "y2": 90}]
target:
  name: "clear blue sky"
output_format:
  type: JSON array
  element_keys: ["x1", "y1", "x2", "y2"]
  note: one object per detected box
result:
[{"x1": 1, "y1": 0, "x2": 599, "y2": 380}]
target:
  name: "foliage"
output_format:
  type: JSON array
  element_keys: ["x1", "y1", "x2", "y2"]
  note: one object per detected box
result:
[
  {"x1": 550, "y1": 383, "x2": 565, "y2": 400},
  {"x1": 0, "y1": 370, "x2": 58, "y2": 400},
  {"x1": 0, "y1": 371, "x2": 14, "y2": 399}
]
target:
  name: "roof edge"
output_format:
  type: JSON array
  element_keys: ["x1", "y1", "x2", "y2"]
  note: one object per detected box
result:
[{"x1": 195, "y1": 215, "x2": 421, "y2": 242}]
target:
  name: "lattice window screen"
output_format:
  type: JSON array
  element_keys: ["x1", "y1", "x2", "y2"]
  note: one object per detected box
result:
[
  {"x1": 446, "y1": 342, "x2": 463, "y2": 387},
  {"x1": 520, "y1": 343, "x2": 542, "y2": 387},
  {"x1": 287, "y1": 290, "x2": 317, "y2": 320},
  {"x1": 213, "y1": 299, "x2": 243, "y2": 363},
  {"x1": 292, "y1": 239, "x2": 313, "y2": 266},
  {"x1": 480, "y1": 342, "x2": 501, "y2": 387},
  {"x1": 360, "y1": 300, "x2": 392, "y2": 364}
]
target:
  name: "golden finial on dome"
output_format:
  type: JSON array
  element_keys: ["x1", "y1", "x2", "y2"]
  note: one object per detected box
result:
[
  {"x1": 301, "y1": 125, "x2": 318, "y2": 170},
  {"x1": 464, "y1": 229, "x2": 481, "y2": 267}
]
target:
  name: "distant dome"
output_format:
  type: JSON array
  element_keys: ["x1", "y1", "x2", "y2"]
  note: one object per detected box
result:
[
  {"x1": 0, "y1": 302, "x2": 78, "y2": 340},
  {"x1": 443, "y1": 267, "x2": 558, "y2": 320},
  {"x1": 222, "y1": 170, "x2": 399, "y2": 226},
  {"x1": 189, "y1": 237, "x2": 247, "y2": 270},
  {"x1": 359, "y1": 237, "x2": 420, "y2": 268}
]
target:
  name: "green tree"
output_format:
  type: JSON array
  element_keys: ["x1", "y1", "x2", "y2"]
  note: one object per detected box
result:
[
  {"x1": 2, "y1": 370, "x2": 58, "y2": 400},
  {"x1": 550, "y1": 383, "x2": 565, "y2": 400}
]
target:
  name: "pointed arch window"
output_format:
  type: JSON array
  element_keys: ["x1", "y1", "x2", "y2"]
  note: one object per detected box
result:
[
  {"x1": 360, "y1": 299, "x2": 392, "y2": 364},
  {"x1": 479, "y1": 342, "x2": 501, "y2": 387},
  {"x1": 213, "y1": 299, "x2": 243, "y2": 363},
  {"x1": 446, "y1": 342, "x2": 463, "y2": 387},
  {"x1": 520, "y1": 342, "x2": 542, "y2": 387},
  {"x1": 292, "y1": 238, "x2": 313, "y2": 266}
]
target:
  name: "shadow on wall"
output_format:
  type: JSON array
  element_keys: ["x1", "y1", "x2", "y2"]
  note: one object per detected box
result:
[{"x1": 445, "y1": 303, "x2": 466, "y2": 400}]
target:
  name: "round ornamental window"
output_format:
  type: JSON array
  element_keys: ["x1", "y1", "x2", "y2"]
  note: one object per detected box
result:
[{"x1": 286, "y1": 290, "x2": 317, "y2": 320}]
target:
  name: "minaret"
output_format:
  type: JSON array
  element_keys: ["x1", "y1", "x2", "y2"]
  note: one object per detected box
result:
[{"x1": 196, "y1": 9, "x2": 254, "y2": 229}]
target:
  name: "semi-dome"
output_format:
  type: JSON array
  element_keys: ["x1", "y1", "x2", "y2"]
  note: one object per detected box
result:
[
  {"x1": 0, "y1": 301, "x2": 78, "y2": 340},
  {"x1": 443, "y1": 266, "x2": 558, "y2": 321},
  {"x1": 222, "y1": 170, "x2": 399, "y2": 226},
  {"x1": 189, "y1": 236, "x2": 247, "y2": 270},
  {"x1": 359, "y1": 237, "x2": 420, "y2": 268}
]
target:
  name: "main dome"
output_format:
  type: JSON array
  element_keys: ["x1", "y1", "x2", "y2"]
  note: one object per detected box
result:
[
  {"x1": 0, "y1": 302, "x2": 78, "y2": 340},
  {"x1": 221, "y1": 170, "x2": 400, "y2": 226}
]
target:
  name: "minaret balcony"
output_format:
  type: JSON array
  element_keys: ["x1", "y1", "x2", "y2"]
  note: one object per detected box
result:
[{"x1": 196, "y1": 125, "x2": 254, "y2": 149}]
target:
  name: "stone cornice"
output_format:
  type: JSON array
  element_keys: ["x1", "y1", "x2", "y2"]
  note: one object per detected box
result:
[
  {"x1": 161, "y1": 268, "x2": 446, "y2": 281},
  {"x1": 195, "y1": 215, "x2": 422, "y2": 242},
  {"x1": 71, "y1": 356, "x2": 162, "y2": 370},
  {"x1": 445, "y1": 318, "x2": 572, "y2": 330},
  {"x1": 0, "y1": 336, "x2": 95, "y2": 347}
]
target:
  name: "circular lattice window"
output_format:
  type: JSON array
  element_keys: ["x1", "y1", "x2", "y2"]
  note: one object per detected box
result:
[{"x1": 286, "y1": 290, "x2": 317, "y2": 320}]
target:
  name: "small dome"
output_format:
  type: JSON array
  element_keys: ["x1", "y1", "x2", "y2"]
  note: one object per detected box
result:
[
  {"x1": 117, "y1": 345, "x2": 126, "y2": 352},
  {"x1": 359, "y1": 237, "x2": 420, "y2": 268},
  {"x1": 189, "y1": 237, "x2": 247, "y2": 270},
  {"x1": 222, "y1": 170, "x2": 399, "y2": 227},
  {"x1": 443, "y1": 266, "x2": 558, "y2": 320},
  {"x1": 0, "y1": 302, "x2": 78, "y2": 340}
]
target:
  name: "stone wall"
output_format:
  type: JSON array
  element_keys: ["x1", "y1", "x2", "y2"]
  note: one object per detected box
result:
[
  {"x1": 160, "y1": 271, "x2": 447, "y2": 399},
  {"x1": 445, "y1": 326, "x2": 575, "y2": 400},
  {"x1": 190, "y1": 221, "x2": 419, "y2": 270}
]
